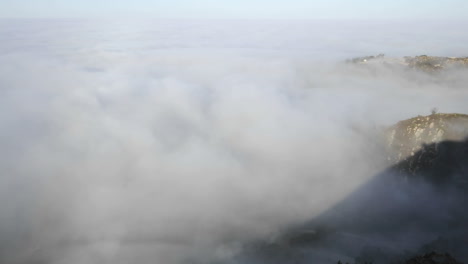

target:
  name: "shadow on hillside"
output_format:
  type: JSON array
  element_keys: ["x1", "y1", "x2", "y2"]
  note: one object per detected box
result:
[{"x1": 228, "y1": 139, "x2": 468, "y2": 264}]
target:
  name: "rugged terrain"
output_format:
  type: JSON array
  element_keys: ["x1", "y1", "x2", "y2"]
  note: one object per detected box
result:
[
  {"x1": 347, "y1": 55, "x2": 468, "y2": 72},
  {"x1": 219, "y1": 113, "x2": 468, "y2": 264},
  {"x1": 385, "y1": 113, "x2": 468, "y2": 164}
]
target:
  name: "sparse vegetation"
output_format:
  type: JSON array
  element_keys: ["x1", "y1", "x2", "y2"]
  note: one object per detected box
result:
[{"x1": 347, "y1": 55, "x2": 468, "y2": 72}]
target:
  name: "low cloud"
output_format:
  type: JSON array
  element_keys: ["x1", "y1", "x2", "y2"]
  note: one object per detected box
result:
[{"x1": 0, "y1": 19, "x2": 468, "y2": 264}]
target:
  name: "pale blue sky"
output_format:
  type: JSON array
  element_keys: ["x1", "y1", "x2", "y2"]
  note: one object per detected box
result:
[{"x1": 0, "y1": 0, "x2": 467, "y2": 19}]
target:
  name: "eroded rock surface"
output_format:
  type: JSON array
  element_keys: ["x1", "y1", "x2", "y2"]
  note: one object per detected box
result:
[{"x1": 385, "y1": 113, "x2": 468, "y2": 164}]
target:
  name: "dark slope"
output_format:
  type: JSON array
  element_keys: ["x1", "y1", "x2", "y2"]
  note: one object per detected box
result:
[{"x1": 223, "y1": 138, "x2": 468, "y2": 264}]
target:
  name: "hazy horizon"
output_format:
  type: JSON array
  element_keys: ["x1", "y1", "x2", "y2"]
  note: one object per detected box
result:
[{"x1": 1, "y1": 0, "x2": 468, "y2": 19}]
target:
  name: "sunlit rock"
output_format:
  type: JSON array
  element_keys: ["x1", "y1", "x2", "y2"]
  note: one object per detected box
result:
[
  {"x1": 385, "y1": 113, "x2": 468, "y2": 165},
  {"x1": 405, "y1": 55, "x2": 468, "y2": 72},
  {"x1": 347, "y1": 54, "x2": 468, "y2": 72}
]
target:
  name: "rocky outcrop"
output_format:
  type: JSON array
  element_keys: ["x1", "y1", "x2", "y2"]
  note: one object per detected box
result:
[
  {"x1": 404, "y1": 56, "x2": 468, "y2": 72},
  {"x1": 385, "y1": 113, "x2": 468, "y2": 165},
  {"x1": 346, "y1": 54, "x2": 385, "y2": 63},
  {"x1": 347, "y1": 54, "x2": 468, "y2": 72}
]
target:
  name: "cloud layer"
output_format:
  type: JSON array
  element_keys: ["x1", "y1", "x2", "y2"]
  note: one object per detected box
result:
[{"x1": 1, "y1": 19, "x2": 468, "y2": 264}]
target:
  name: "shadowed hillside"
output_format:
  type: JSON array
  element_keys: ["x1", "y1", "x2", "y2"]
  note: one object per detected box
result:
[{"x1": 221, "y1": 137, "x2": 468, "y2": 264}]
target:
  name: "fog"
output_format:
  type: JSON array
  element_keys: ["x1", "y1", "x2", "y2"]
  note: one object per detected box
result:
[{"x1": 0, "y1": 19, "x2": 467, "y2": 264}]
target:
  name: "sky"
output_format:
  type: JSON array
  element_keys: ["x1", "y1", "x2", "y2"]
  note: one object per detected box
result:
[{"x1": 1, "y1": 0, "x2": 468, "y2": 19}]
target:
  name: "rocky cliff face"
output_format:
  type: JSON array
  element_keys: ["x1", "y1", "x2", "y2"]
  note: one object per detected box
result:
[{"x1": 385, "y1": 113, "x2": 468, "y2": 165}]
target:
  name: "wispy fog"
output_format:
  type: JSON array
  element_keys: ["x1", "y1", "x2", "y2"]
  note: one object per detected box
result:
[{"x1": 0, "y1": 19, "x2": 467, "y2": 264}]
